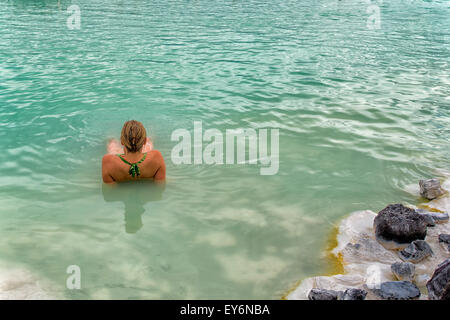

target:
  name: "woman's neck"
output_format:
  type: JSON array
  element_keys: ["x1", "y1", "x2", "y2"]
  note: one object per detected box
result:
[{"x1": 123, "y1": 150, "x2": 143, "y2": 160}]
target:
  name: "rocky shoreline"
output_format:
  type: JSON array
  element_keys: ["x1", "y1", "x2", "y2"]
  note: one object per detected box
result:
[{"x1": 286, "y1": 171, "x2": 450, "y2": 300}]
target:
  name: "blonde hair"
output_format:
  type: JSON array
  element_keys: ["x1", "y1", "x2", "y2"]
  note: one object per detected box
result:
[{"x1": 120, "y1": 120, "x2": 147, "y2": 153}]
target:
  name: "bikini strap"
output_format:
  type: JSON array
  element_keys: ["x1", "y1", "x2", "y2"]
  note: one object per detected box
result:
[{"x1": 117, "y1": 153, "x2": 147, "y2": 178}]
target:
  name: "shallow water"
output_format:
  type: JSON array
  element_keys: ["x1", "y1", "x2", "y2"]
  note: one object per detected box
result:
[{"x1": 0, "y1": 0, "x2": 449, "y2": 299}]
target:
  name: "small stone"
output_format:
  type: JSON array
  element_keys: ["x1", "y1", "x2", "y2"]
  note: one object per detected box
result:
[
  {"x1": 439, "y1": 234, "x2": 450, "y2": 244},
  {"x1": 439, "y1": 234, "x2": 450, "y2": 252},
  {"x1": 308, "y1": 288, "x2": 341, "y2": 300},
  {"x1": 416, "y1": 209, "x2": 449, "y2": 224},
  {"x1": 428, "y1": 212, "x2": 448, "y2": 223},
  {"x1": 341, "y1": 288, "x2": 367, "y2": 300},
  {"x1": 398, "y1": 240, "x2": 433, "y2": 263},
  {"x1": 416, "y1": 211, "x2": 436, "y2": 227},
  {"x1": 419, "y1": 178, "x2": 445, "y2": 200},
  {"x1": 372, "y1": 281, "x2": 420, "y2": 300},
  {"x1": 374, "y1": 204, "x2": 428, "y2": 249},
  {"x1": 426, "y1": 258, "x2": 450, "y2": 300},
  {"x1": 349, "y1": 243, "x2": 362, "y2": 250},
  {"x1": 391, "y1": 262, "x2": 415, "y2": 281}
]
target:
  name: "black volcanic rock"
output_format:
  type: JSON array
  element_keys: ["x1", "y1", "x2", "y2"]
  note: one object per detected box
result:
[
  {"x1": 427, "y1": 258, "x2": 450, "y2": 300},
  {"x1": 439, "y1": 234, "x2": 450, "y2": 244},
  {"x1": 308, "y1": 288, "x2": 367, "y2": 300},
  {"x1": 372, "y1": 281, "x2": 420, "y2": 300},
  {"x1": 308, "y1": 288, "x2": 341, "y2": 300},
  {"x1": 398, "y1": 240, "x2": 433, "y2": 263},
  {"x1": 374, "y1": 204, "x2": 428, "y2": 249},
  {"x1": 341, "y1": 288, "x2": 367, "y2": 300},
  {"x1": 439, "y1": 234, "x2": 450, "y2": 251}
]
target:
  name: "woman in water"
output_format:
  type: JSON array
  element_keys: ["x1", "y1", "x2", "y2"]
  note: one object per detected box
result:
[{"x1": 102, "y1": 120, "x2": 166, "y2": 183}]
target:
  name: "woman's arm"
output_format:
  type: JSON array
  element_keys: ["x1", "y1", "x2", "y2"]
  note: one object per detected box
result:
[
  {"x1": 141, "y1": 137, "x2": 153, "y2": 153},
  {"x1": 102, "y1": 154, "x2": 116, "y2": 183},
  {"x1": 107, "y1": 138, "x2": 123, "y2": 155},
  {"x1": 151, "y1": 150, "x2": 166, "y2": 181}
]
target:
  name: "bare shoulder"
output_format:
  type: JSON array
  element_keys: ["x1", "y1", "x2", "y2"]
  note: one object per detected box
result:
[
  {"x1": 102, "y1": 153, "x2": 117, "y2": 165},
  {"x1": 101, "y1": 154, "x2": 118, "y2": 183},
  {"x1": 148, "y1": 150, "x2": 166, "y2": 166},
  {"x1": 147, "y1": 149, "x2": 166, "y2": 180},
  {"x1": 148, "y1": 149, "x2": 164, "y2": 160},
  {"x1": 102, "y1": 154, "x2": 120, "y2": 171}
]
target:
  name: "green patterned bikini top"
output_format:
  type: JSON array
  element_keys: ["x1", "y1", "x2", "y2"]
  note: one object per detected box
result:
[{"x1": 117, "y1": 153, "x2": 147, "y2": 178}]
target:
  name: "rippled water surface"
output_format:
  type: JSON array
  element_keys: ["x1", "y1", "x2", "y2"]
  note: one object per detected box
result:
[{"x1": 0, "y1": 0, "x2": 449, "y2": 299}]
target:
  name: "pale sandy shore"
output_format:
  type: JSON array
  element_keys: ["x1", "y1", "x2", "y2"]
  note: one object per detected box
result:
[{"x1": 0, "y1": 262, "x2": 61, "y2": 299}]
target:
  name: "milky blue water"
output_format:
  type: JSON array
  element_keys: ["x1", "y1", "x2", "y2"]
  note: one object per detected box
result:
[{"x1": 0, "y1": 0, "x2": 449, "y2": 299}]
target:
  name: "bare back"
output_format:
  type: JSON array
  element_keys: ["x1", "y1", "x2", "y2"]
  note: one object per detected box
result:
[{"x1": 102, "y1": 150, "x2": 166, "y2": 183}]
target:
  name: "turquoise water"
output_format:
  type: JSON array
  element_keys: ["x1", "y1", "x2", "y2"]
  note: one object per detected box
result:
[{"x1": 0, "y1": 0, "x2": 449, "y2": 299}]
